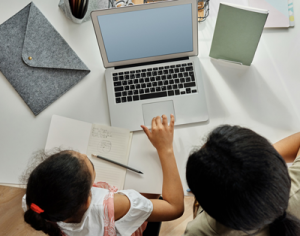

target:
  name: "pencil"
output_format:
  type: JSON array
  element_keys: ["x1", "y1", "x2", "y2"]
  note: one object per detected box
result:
[
  {"x1": 92, "y1": 154, "x2": 143, "y2": 174},
  {"x1": 77, "y1": 0, "x2": 82, "y2": 16}
]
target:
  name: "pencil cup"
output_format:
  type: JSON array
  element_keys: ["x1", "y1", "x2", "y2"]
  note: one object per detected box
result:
[
  {"x1": 59, "y1": 0, "x2": 110, "y2": 24},
  {"x1": 197, "y1": 0, "x2": 209, "y2": 22}
]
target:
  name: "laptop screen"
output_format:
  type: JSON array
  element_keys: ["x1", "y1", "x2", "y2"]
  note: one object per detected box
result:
[{"x1": 97, "y1": 4, "x2": 193, "y2": 63}]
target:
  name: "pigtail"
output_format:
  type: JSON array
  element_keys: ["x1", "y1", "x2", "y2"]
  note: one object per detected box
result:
[
  {"x1": 24, "y1": 151, "x2": 92, "y2": 235},
  {"x1": 269, "y1": 212, "x2": 300, "y2": 236},
  {"x1": 24, "y1": 209, "x2": 63, "y2": 236}
]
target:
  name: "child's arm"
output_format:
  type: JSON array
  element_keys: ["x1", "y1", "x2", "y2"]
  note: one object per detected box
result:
[
  {"x1": 141, "y1": 114, "x2": 184, "y2": 221},
  {"x1": 113, "y1": 114, "x2": 184, "y2": 222},
  {"x1": 273, "y1": 132, "x2": 300, "y2": 163}
]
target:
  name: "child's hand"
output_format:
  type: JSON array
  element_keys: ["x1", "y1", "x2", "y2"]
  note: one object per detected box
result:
[
  {"x1": 141, "y1": 114, "x2": 175, "y2": 155},
  {"x1": 141, "y1": 114, "x2": 184, "y2": 222}
]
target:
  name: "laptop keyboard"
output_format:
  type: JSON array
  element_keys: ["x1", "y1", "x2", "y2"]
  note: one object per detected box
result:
[{"x1": 112, "y1": 63, "x2": 197, "y2": 103}]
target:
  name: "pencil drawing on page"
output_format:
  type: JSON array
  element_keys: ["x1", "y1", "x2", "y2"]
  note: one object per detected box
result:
[
  {"x1": 92, "y1": 127, "x2": 112, "y2": 138},
  {"x1": 91, "y1": 127, "x2": 113, "y2": 153},
  {"x1": 98, "y1": 140, "x2": 112, "y2": 153},
  {"x1": 86, "y1": 124, "x2": 132, "y2": 189}
]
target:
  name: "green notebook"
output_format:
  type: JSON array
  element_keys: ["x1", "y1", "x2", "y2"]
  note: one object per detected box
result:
[{"x1": 209, "y1": 3, "x2": 268, "y2": 66}]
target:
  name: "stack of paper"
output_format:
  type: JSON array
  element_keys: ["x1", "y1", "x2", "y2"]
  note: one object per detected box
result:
[
  {"x1": 248, "y1": 0, "x2": 294, "y2": 28},
  {"x1": 288, "y1": 0, "x2": 295, "y2": 27}
]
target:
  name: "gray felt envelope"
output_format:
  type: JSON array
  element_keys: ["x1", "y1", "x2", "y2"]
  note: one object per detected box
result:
[{"x1": 0, "y1": 2, "x2": 90, "y2": 115}]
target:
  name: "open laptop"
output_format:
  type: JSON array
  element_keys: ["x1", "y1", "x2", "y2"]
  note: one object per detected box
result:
[{"x1": 91, "y1": 0, "x2": 208, "y2": 131}]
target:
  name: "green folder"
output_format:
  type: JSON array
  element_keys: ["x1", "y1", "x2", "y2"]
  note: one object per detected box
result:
[{"x1": 209, "y1": 3, "x2": 268, "y2": 66}]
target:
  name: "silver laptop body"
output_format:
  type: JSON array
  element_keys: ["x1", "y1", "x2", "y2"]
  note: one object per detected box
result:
[{"x1": 91, "y1": 0, "x2": 208, "y2": 131}]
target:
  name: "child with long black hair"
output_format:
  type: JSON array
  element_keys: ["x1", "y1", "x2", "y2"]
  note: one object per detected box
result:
[
  {"x1": 184, "y1": 125, "x2": 300, "y2": 236},
  {"x1": 23, "y1": 115, "x2": 184, "y2": 236}
]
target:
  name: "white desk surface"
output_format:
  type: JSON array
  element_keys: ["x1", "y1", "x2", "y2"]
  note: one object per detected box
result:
[{"x1": 0, "y1": 0, "x2": 299, "y2": 194}]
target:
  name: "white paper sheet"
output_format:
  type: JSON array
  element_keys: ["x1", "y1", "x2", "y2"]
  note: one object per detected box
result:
[
  {"x1": 45, "y1": 116, "x2": 133, "y2": 190},
  {"x1": 87, "y1": 124, "x2": 132, "y2": 190},
  {"x1": 45, "y1": 115, "x2": 92, "y2": 153}
]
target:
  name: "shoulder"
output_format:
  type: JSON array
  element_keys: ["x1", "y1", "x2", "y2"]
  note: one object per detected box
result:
[
  {"x1": 89, "y1": 186, "x2": 110, "y2": 215},
  {"x1": 184, "y1": 210, "x2": 269, "y2": 236},
  {"x1": 57, "y1": 187, "x2": 109, "y2": 235},
  {"x1": 114, "y1": 189, "x2": 153, "y2": 236},
  {"x1": 184, "y1": 210, "x2": 218, "y2": 236},
  {"x1": 22, "y1": 194, "x2": 27, "y2": 212},
  {"x1": 116, "y1": 189, "x2": 153, "y2": 213},
  {"x1": 288, "y1": 156, "x2": 300, "y2": 219},
  {"x1": 91, "y1": 186, "x2": 109, "y2": 202},
  {"x1": 288, "y1": 155, "x2": 300, "y2": 196}
]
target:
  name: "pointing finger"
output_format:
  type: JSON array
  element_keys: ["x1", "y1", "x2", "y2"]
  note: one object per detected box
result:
[
  {"x1": 152, "y1": 117, "x2": 157, "y2": 129},
  {"x1": 155, "y1": 116, "x2": 162, "y2": 126},
  {"x1": 170, "y1": 114, "x2": 175, "y2": 129},
  {"x1": 162, "y1": 114, "x2": 168, "y2": 126}
]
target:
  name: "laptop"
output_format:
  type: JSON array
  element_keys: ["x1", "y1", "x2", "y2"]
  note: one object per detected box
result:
[{"x1": 91, "y1": 0, "x2": 208, "y2": 131}]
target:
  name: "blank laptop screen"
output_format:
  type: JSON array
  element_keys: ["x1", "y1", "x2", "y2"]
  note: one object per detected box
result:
[{"x1": 97, "y1": 4, "x2": 193, "y2": 63}]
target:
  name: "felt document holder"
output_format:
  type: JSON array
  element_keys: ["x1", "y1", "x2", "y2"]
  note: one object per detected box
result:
[{"x1": 0, "y1": 2, "x2": 90, "y2": 115}]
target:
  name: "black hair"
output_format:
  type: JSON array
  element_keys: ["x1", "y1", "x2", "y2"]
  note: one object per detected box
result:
[
  {"x1": 24, "y1": 151, "x2": 92, "y2": 236},
  {"x1": 186, "y1": 125, "x2": 300, "y2": 235}
]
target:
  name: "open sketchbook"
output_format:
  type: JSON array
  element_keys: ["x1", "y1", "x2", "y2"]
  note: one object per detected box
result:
[{"x1": 45, "y1": 115, "x2": 133, "y2": 190}]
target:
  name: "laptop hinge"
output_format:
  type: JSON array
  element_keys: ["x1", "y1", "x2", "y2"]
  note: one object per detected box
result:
[{"x1": 115, "y1": 57, "x2": 189, "y2": 70}]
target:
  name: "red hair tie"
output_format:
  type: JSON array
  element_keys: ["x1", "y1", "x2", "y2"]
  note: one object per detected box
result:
[{"x1": 30, "y1": 203, "x2": 44, "y2": 214}]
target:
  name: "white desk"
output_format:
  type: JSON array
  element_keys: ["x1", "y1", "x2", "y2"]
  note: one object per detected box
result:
[{"x1": 0, "y1": 0, "x2": 299, "y2": 194}]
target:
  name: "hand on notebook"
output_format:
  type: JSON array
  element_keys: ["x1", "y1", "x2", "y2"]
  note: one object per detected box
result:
[{"x1": 141, "y1": 114, "x2": 174, "y2": 154}]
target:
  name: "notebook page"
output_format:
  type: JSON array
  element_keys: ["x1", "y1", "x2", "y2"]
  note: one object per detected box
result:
[
  {"x1": 45, "y1": 115, "x2": 92, "y2": 153},
  {"x1": 86, "y1": 124, "x2": 132, "y2": 190}
]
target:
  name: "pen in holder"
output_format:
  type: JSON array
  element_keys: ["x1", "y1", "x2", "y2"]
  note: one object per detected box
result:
[
  {"x1": 59, "y1": 0, "x2": 111, "y2": 24},
  {"x1": 69, "y1": 0, "x2": 89, "y2": 19},
  {"x1": 142, "y1": 0, "x2": 209, "y2": 22},
  {"x1": 197, "y1": 0, "x2": 209, "y2": 22}
]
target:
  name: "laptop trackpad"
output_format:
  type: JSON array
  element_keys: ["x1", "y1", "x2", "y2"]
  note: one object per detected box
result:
[{"x1": 142, "y1": 100, "x2": 175, "y2": 127}]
